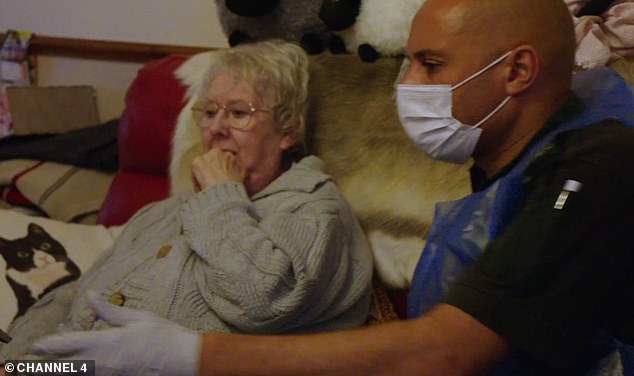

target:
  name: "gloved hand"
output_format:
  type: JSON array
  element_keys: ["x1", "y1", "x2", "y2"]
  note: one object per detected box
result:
[{"x1": 31, "y1": 291, "x2": 201, "y2": 376}]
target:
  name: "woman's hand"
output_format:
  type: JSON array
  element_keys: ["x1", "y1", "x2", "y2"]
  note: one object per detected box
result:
[{"x1": 191, "y1": 149, "x2": 245, "y2": 192}]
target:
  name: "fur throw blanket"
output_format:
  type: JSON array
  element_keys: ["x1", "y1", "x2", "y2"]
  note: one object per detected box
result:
[{"x1": 170, "y1": 52, "x2": 471, "y2": 289}]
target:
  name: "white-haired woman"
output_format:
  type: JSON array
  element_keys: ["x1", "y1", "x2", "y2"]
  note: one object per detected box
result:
[{"x1": 0, "y1": 40, "x2": 373, "y2": 367}]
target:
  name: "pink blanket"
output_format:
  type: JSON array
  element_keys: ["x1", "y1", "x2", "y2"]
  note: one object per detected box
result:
[{"x1": 565, "y1": 0, "x2": 634, "y2": 68}]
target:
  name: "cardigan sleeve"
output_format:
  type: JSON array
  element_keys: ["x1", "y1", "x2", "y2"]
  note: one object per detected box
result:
[
  {"x1": 0, "y1": 280, "x2": 78, "y2": 362},
  {"x1": 179, "y1": 181, "x2": 368, "y2": 333}
]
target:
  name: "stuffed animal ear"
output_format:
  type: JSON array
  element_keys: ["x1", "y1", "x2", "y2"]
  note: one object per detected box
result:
[
  {"x1": 301, "y1": 33, "x2": 326, "y2": 55},
  {"x1": 319, "y1": 0, "x2": 362, "y2": 31},
  {"x1": 225, "y1": 0, "x2": 279, "y2": 17},
  {"x1": 228, "y1": 31, "x2": 251, "y2": 47},
  {"x1": 327, "y1": 35, "x2": 348, "y2": 54},
  {"x1": 358, "y1": 43, "x2": 380, "y2": 63}
]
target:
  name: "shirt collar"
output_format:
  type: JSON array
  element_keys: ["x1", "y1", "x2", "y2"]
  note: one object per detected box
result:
[{"x1": 470, "y1": 92, "x2": 585, "y2": 191}]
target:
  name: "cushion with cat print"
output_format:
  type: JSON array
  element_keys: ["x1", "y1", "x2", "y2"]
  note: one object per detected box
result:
[{"x1": 0, "y1": 209, "x2": 121, "y2": 332}]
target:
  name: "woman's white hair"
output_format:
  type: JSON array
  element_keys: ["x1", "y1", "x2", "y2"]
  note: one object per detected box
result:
[{"x1": 197, "y1": 39, "x2": 310, "y2": 151}]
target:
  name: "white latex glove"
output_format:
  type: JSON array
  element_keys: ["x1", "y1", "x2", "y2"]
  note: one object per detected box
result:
[{"x1": 31, "y1": 292, "x2": 201, "y2": 376}]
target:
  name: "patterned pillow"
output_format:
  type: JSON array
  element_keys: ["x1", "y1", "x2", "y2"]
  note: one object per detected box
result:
[
  {"x1": 0, "y1": 159, "x2": 114, "y2": 223},
  {"x1": 0, "y1": 209, "x2": 121, "y2": 333}
]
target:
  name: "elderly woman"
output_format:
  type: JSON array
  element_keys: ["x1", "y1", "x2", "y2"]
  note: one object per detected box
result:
[{"x1": 0, "y1": 40, "x2": 373, "y2": 364}]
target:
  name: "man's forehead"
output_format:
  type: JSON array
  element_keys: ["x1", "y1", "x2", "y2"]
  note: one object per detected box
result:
[
  {"x1": 406, "y1": 4, "x2": 466, "y2": 58},
  {"x1": 414, "y1": 0, "x2": 468, "y2": 29},
  {"x1": 440, "y1": 3, "x2": 468, "y2": 33}
]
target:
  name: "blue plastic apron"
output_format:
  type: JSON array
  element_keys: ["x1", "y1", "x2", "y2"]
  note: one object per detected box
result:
[{"x1": 406, "y1": 67, "x2": 634, "y2": 374}]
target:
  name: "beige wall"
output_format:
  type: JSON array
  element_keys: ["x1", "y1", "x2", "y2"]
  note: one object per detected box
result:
[{"x1": 0, "y1": 0, "x2": 229, "y2": 121}]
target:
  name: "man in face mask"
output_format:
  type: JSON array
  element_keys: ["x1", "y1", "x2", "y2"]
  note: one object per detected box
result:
[
  {"x1": 18, "y1": 0, "x2": 634, "y2": 375},
  {"x1": 397, "y1": 0, "x2": 578, "y2": 172},
  {"x1": 399, "y1": 3, "x2": 634, "y2": 375}
]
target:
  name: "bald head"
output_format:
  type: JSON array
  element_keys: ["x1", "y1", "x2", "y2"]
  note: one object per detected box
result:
[{"x1": 414, "y1": 0, "x2": 576, "y2": 89}]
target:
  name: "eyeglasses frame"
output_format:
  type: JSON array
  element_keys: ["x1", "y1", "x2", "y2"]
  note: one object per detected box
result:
[{"x1": 191, "y1": 100, "x2": 271, "y2": 131}]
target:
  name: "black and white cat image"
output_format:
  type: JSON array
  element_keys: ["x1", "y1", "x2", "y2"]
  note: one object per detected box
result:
[{"x1": 0, "y1": 223, "x2": 81, "y2": 318}]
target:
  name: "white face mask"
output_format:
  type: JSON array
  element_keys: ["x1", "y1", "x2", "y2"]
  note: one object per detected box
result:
[{"x1": 396, "y1": 50, "x2": 512, "y2": 164}]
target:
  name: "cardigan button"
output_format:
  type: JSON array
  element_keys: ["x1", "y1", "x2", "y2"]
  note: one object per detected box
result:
[
  {"x1": 108, "y1": 292, "x2": 126, "y2": 306},
  {"x1": 156, "y1": 245, "x2": 172, "y2": 259}
]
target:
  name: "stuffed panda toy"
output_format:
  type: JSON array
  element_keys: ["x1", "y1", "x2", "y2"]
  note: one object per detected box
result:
[
  {"x1": 215, "y1": 0, "x2": 330, "y2": 54},
  {"x1": 320, "y1": 0, "x2": 427, "y2": 62}
]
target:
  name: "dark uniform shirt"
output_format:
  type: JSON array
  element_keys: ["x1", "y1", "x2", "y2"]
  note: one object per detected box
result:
[{"x1": 445, "y1": 94, "x2": 634, "y2": 374}]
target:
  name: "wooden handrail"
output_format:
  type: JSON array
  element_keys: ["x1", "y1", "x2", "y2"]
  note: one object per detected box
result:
[{"x1": 1, "y1": 33, "x2": 216, "y2": 62}]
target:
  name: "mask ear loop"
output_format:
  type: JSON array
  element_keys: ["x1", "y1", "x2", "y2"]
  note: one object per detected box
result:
[
  {"x1": 473, "y1": 95, "x2": 511, "y2": 128},
  {"x1": 452, "y1": 50, "x2": 514, "y2": 91},
  {"x1": 451, "y1": 50, "x2": 514, "y2": 128}
]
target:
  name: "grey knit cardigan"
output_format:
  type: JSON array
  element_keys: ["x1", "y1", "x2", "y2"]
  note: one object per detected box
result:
[{"x1": 1, "y1": 156, "x2": 373, "y2": 361}]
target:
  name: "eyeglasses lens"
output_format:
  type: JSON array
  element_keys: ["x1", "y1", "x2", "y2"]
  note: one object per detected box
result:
[{"x1": 194, "y1": 101, "x2": 254, "y2": 130}]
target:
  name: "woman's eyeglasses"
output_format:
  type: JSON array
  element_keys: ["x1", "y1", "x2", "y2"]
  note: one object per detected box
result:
[{"x1": 192, "y1": 100, "x2": 270, "y2": 130}]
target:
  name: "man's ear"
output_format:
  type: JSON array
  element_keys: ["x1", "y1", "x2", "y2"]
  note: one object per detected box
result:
[{"x1": 505, "y1": 45, "x2": 539, "y2": 96}]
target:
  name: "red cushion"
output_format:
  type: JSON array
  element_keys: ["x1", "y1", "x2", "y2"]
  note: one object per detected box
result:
[
  {"x1": 98, "y1": 55, "x2": 191, "y2": 226},
  {"x1": 97, "y1": 171, "x2": 169, "y2": 226},
  {"x1": 118, "y1": 55, "x2": 190, "y2": 174}
]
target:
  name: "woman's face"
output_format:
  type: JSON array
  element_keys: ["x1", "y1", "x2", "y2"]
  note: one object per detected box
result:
[{"x1": 200, "y1": 73, "x2": 296, "y2": 194}]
